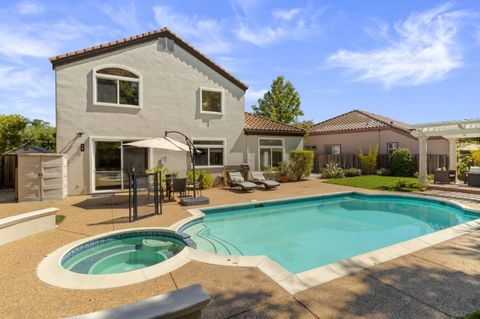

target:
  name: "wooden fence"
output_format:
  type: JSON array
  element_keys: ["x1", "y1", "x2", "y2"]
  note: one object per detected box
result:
[{"x1": 315, "y1": 154, "x2": 448, "y2": 174}]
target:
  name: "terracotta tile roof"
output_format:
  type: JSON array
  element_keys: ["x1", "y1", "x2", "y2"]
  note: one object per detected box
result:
[
  {"x1": 49, "y1": 27, "x2": 248, "y2": 90},
  {"x1": 310, "y1": 109, "x2": 414, "y2": 135},
  {"x1": 244, "y1": 112, "x2": 305, "y2": 136}
]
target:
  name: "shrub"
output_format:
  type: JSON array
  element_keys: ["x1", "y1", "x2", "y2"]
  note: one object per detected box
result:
[
  {"x1": 187, "y1": 170, "x2": 213, "y2": 189},
  {"x1": 392, "y1": 179, "x2": 418, "y2": 192},
  {"x1": 321, "y1": 162, "x2": 344, "y2": 179},
  {"x1": 376, "y1": 168, "x2": 392, "y2": 176},
  {"x1": 145, "y1": 166, "x2": 177, "y2": 182},
  {"x1": 288, "y1": 150, "x2": 314, "y2": 181},
  {"x1": 391, "y1": 148, "x2": 415, "y2": 177},
  {"x1": 344, "y1": 168, "x2": 361, "y2": 177},
  {"x1": 358, "y1": 144, "x2": 378, "y2": 174},
  {"x1": 457, "y1": 152, "x2": 472, "y2": 180}
]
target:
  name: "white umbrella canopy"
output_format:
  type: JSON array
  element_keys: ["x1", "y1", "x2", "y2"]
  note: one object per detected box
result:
[{"x1": 125, "y1": 137, "x2": 190, "y2": 152}]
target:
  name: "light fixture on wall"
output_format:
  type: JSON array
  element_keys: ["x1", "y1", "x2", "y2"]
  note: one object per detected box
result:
[{"x1": 76, "y1": 132, "x2": 85, "y2": 137}]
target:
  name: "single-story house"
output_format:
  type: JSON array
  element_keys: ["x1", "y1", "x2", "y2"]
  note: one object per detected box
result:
[
  {"x1": 49, "y1": 27, "x2": 304, "y2": 195},
  {"x1": 306, "y1": 109, "x2": 448, "y2": 156}
]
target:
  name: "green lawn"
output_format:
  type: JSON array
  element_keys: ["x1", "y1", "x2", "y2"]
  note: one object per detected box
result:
[{"x1": 323, "y1": 175, "x2": 420, "y2": 192}]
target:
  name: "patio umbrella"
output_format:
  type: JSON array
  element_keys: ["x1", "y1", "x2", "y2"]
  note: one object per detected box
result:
[
  {"x1": 458, "y1": 143, "x2": 480, "y2": 151},
  {"x1": 125, "y1": 137, "x2": 190, "y2": 152}
]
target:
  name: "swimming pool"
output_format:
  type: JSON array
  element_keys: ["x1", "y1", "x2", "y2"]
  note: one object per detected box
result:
[{"x1": 183, "y1": 193, "x2": 478, "y2": 274}]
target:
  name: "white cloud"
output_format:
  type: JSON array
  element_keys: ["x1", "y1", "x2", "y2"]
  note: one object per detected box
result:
[
  {"x1": 327, "y1": 3, "x2": 469, "y2": 87},
  {"x1": 153, "y1": 5, "x2": 231, "y2": 54},
  {"x1": 0, "y1": 20, "x2": 117, "y2": 58},
  {"x1": 272, "y1": 8, "x2": 302, "y2": 21},
  {"x1": 234, "y1": 5, "x2": 323, "y2": 46},
  {"x1": 97, "y1": 1, "x2": 142, "y2": 32},
  {"x1": 0, "y1": 65, "x2": 54, "y2": 122},
  {"x1": 17, "y1": 1, "x2": 45, "y2": 15},
  {"x1": 246, "y1": 88, "x2": 267, "y2": 102}
]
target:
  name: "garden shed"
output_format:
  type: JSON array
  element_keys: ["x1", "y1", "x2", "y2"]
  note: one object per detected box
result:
[{"x1": 17, "y1": 153, "x2": 68, "y2": 202}]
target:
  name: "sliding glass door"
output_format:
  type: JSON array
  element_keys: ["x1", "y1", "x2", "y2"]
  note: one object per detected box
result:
[
  {"x1": 95, "y1": 141, "x2": 122, "y2": 191},
  {"x1": 94, "y1": 141, "x2": 148, "y2": 191}
]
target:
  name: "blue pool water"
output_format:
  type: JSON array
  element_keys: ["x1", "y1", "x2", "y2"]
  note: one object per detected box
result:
[{"x1": 183, "y1": 193, "x2": 478, "y2": 274}]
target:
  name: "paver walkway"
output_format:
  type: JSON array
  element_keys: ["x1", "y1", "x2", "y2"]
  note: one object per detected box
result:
[{"x1": 0, "y1": 179, "x2": 479, "y2": 318}]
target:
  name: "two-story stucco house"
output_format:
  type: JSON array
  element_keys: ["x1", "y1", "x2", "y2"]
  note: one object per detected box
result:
[{"x1": 50, "y1": 28, "x2": 304, "y2": 195}]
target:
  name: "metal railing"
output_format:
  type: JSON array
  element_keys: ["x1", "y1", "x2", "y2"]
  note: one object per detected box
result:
[{"x1": 128, "y1": 172, "x2": 162, "y2": 222}]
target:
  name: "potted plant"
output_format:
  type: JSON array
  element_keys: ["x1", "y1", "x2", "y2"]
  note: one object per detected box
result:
[{"x1": 277, "y1": 161, "x2": 289, "y2": 183}]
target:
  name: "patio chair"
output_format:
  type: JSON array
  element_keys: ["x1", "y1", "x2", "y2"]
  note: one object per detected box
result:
[
  {"x1": 227, "y1": 171, "x2": 256, "y2": 192},
  {"x1": 433, "y1": 169, "x2": 456, "y2": 184},
  {"x1": 249, "y1": 171, "x2": 280, "y2": 190},
  {"x1": 171, "y1": 178, "x2": 187, "y2": 199},
  {"x1": 187, "y1": 174, "x2": 204, "y2": 196}
]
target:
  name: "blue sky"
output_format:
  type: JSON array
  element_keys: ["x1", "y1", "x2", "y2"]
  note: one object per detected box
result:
[{"x1": 0, "y1": 0, "x2": 479, "y2": 125}]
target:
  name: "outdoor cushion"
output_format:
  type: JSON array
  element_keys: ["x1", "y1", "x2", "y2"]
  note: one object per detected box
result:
[
  {"x1": 251, "y1": 171, "x2": 266, "y2": 182},
  {"x1": 229, "y1": 172, "x2": 245, "y2": 184}
]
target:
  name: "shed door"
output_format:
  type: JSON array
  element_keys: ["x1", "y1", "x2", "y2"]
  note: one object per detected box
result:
[
  {"x1": 40, "y1": 156, "x2": 65, "y2": 201},
  {"x1": 17, "y1": 156, "x2": 41, "y2": 201}
]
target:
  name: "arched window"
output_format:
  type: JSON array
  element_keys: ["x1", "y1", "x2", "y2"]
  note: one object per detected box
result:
[{"x1": 94, "y1": 66, "x2": 141, "y2": 107}]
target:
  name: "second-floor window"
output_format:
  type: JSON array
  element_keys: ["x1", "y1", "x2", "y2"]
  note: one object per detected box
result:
[
  {"x1": 94, "y1": 67, "x2": 141, "y2": 107},
  {"x1": 200, "y1": 88, "x2": 224, "y2": 114}
]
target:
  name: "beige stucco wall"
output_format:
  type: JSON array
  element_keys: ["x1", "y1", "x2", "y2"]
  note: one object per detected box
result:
[
  {"x1": 306, "y1": 129, "x2": 448, "y2": 155},
  {"x1": 55, "y1": 40, "x2": 247, "y2": 195}
]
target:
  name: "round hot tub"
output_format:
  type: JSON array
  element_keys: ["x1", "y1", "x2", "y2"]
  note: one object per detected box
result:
[{"x1": 61, "y1": 231, "x2": 192, "y2": 275}]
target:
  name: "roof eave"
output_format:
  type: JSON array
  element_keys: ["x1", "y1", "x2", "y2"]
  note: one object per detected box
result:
[
  {"x1": 244, "y1": 129, "x2": 305, "y2": 136},
  {"x1": 49, "y1": 28, "x2": 248, "y2": 91}
]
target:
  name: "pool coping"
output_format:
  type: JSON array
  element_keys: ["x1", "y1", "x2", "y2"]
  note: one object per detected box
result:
[{"x1": 37, "y1": 191, "x2": 480, "y2": 292}]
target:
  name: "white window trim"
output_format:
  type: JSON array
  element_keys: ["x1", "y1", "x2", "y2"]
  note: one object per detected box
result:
[
  {"x1": 324, "y1": 144, "x2": 341, "y2": 155},
  {"x1": 89, "y1": 136, "x2": 152, "y2": 194},
  {"x1": 387, "y1": 142, "x2": 399, "y2": 155},
  {"x1": 192, "y1": 137, "x2": 227, "y2": 168},
  {"x1": 93, "y1": 64, "x2": 143, "y2": 109},
  {"x1": 199, "y1": 87, "x2": 224, "y2": 115},
  {"x1": 257, "y1": 137, "x2": 285, "y2": 171}
]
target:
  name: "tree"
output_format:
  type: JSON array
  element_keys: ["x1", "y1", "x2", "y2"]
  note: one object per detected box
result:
[
  {"x1": 294, "y1": 119, "x2": 315, "y2": 143},
  {"x1": 0, "y1": 114, "x2": 27, "y2": 155},
  {"x1": 252, "y1": 75, "x2": 303, "y2": 124},
  {"x1": 23, "y1": 119, "x2": 56, "y2": 151},
  {"x1": 0, "y1": 115, "x2": 56, "y2": 155}
]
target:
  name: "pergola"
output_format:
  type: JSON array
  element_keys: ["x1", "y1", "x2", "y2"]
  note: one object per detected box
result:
[{"x1": 412, "y1": 118, "x2": 480, "y2": 186}]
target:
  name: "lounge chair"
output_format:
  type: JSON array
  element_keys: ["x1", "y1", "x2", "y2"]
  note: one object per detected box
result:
[
  {"x1": 250, "y1": 171, "x2": 280, "y2": 190},
  {"x1": 227, "y1": 171, "x2": 256, "y2": 192}
]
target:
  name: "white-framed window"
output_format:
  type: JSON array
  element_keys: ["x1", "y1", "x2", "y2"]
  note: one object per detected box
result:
[
  {"x1": 193, "y1": 139, "x2": 225, "y2": 167},
  {"x1": 93, "y1": 65, "x2": 142, "y2": 108},
  {"x1": 325, "y1": 144, "x2": 341, "y2": 155},
  {"x1": 387, "y1": 142, "x2": 399, "y2": 155},
  {"x1": 199, "y1": 87, "x2": 224, "y2": 114},
  {"x1": 258, "y1": 138, "x2": 284, "y2": 170}
]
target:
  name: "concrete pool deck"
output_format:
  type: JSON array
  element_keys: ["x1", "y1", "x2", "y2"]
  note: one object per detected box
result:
[{"x1": 0, "y1": 179, "x2": 480, "y2": 318}]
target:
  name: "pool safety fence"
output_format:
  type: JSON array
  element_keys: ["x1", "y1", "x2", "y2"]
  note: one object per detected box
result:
[{"x1": 128, "y1": 172, "x2": 162, "y2": 222}]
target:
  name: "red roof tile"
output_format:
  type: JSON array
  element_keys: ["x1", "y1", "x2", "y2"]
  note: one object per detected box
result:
[
  {"x1": 244, "y1": 113, "x2": 305, "y2": 136},
  {"x1": 310, "y1": 109, "x2": 413, "y2": 135},
  {"x1": 49, "y1": 28, "x2": 248, "y2": 90}
]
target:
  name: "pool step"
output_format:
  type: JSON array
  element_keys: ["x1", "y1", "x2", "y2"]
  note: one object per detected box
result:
[{"x1": 184, "y1": 224, "x2": 243, "y2": 256}]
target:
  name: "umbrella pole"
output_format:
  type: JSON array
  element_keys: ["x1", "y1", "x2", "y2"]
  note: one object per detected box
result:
[{"x1": 165, "y1": 130, "x2": 198, "y2": 198}]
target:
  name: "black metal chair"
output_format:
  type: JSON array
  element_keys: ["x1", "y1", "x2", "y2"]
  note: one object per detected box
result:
[
  {"x1": 171, "y1": 178, "x2": 187, "y2": 200},
  {"x1": 187, "y1": 175, "x2": 204, "y2": 196}
]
